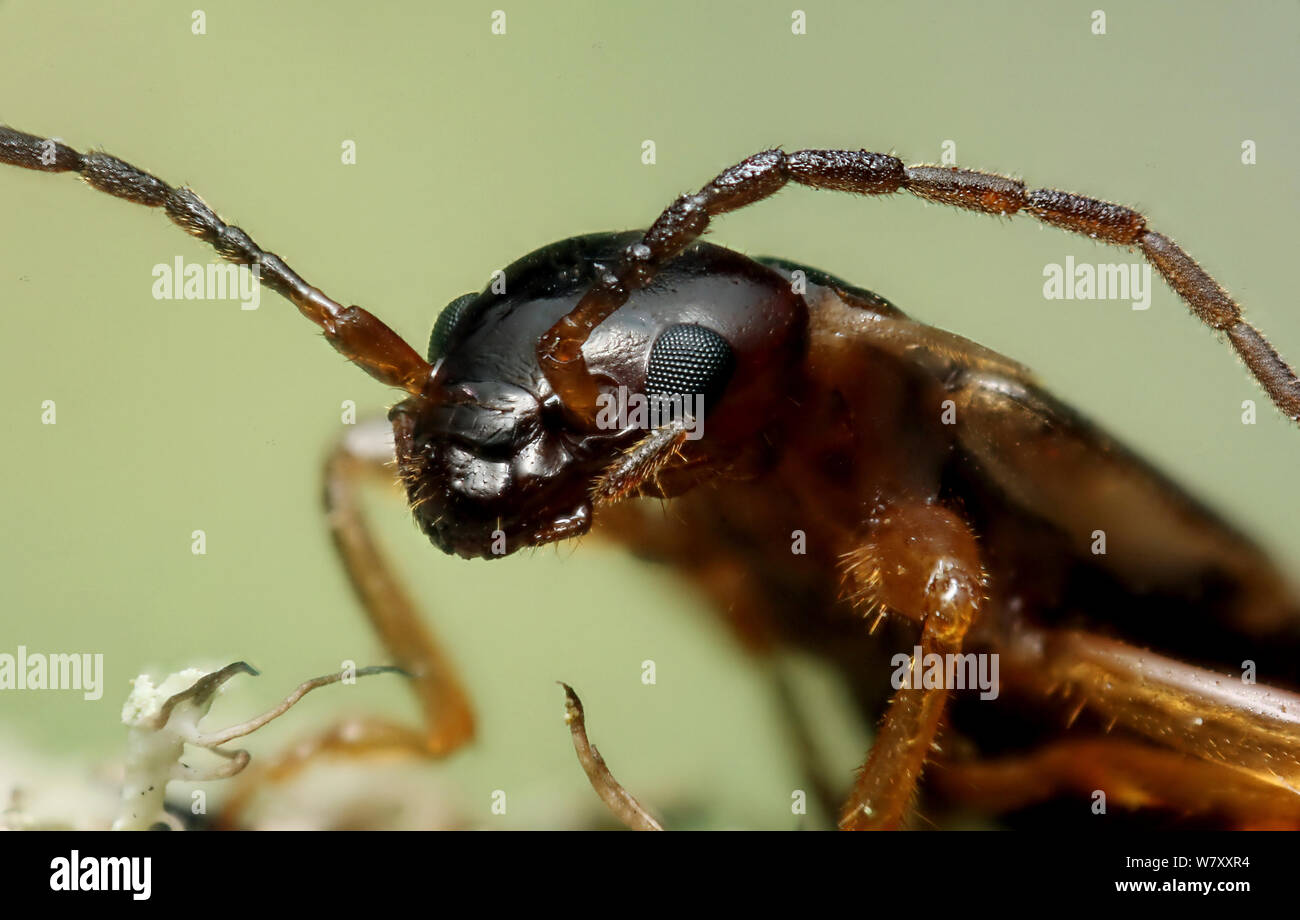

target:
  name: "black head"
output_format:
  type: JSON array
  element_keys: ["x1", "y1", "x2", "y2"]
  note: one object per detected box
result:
[{"x1": 393, "y1": 232, "x2": 807, "y2": 559}]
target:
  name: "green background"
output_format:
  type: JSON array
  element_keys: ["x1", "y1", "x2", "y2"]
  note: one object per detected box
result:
[{"x1": 1, "y1": 1, "x2": 1297, "y2": 828}]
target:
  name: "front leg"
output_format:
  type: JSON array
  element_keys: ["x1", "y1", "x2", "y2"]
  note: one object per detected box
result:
[
  {"x1": 839, "y1": 501, "x2": 986, "y2": 830},
  {"x1": 217, "y1": 417, "x2": 475, "y2": 826}
]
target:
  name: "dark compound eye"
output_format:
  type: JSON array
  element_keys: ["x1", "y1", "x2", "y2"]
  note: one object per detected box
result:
[
  {"x1": 427, "y1": 292, "x2": 479, "y2": 363},
  {"x1": 645, "y1": 323, "x2": 735, "y2": 418}
]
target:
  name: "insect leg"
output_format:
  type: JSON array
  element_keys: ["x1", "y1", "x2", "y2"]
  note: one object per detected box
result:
[
  {"x1": 217, "y1": 417, "x2": 474, "y2": 825},
  {"x1": 838, "y1": 500, "x2": 985, "y2": 829},
  {"x1": 541, "y1": 149, "x2": 1298, "y2": 424},
  {"x1": 930, "y1": 737, "x2": 1300, "y2": 828},
  {"x1": 997, "y1": 627, "x2": 1300, "y2": 788},
  {"x1": 324, "y1": 417, "x2": 476, "y2": 751},
  {"x1": 0, "y1": 126, "x2": 430, "y2": 393}
]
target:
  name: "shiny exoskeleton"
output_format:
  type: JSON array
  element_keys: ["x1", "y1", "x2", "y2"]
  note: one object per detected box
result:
[
  {"x1": 5, "y1": 126, "x2": 1299, "y2": 829},
  {"x1": 394, "y1": 232, "x2": 804, "y2": 559},
  {"x1": 407, "y1": 231, "x2": 1300, "y2": 829}
]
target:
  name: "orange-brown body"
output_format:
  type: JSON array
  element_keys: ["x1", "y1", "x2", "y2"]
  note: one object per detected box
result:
[{"x1": 597, "y1": 268, "x2": 1300, "y2": 827}]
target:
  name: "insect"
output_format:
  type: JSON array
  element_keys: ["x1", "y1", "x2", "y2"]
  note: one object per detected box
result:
[{"x1": 5, "y1": 126, "x2": 1299, "y2": 830}]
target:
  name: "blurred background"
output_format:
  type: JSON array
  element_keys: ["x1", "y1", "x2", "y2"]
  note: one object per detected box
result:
[{"x1": 1, "y1": 1, "x2": 1296, "y2": 829}]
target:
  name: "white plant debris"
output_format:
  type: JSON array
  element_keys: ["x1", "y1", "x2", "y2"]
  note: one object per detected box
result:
[{"x1": 111, "y1": 661, "x2": 400, "y2": 830}]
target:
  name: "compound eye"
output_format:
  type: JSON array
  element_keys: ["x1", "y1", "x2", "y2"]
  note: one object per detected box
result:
[
  {"x1": 645, "y1": 324, "x2": 735, "y2": 418},
  {"x1": 428, "y1": 292, "x2": 479, "y2": 363}
]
